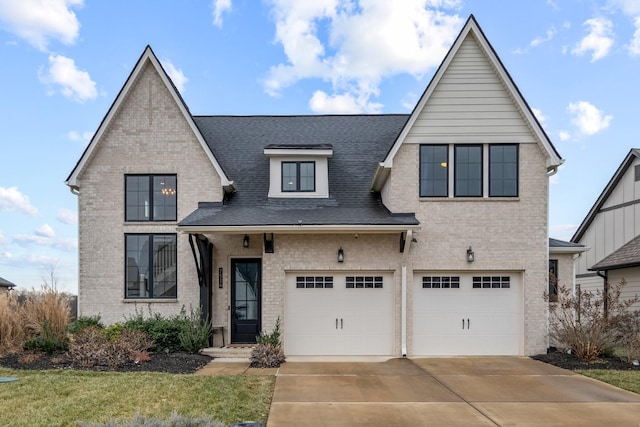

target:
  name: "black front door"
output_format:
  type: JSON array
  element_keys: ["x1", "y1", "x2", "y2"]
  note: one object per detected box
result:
[{"x1": 231, "y1": 259, "x2": 261, "y2": 343}]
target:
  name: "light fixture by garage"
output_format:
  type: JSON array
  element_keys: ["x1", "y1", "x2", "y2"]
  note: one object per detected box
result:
[
  {"x1": 337, "y1": 247, "x2": 344, "y2": 263},
  {"x1": 466, "y1": 246, "x2": 475, "y2": 262},
  {"x1": 243, "y1": 235, "x2": 249, "y2": 248}
]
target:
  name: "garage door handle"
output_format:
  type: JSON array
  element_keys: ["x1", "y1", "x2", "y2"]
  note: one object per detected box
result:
[
  {"x1": 336, "y1": 318, "x2": 338, "y2": 329},
  {"x1": 462, "y1": 318, "x2": 465, "y2": 329},
  {"x1": 341, "y1": 318, "x2": 343, "y2": 329},
  {"x1": 467, "y1": 318, "x2": 470, "y2": 329}
]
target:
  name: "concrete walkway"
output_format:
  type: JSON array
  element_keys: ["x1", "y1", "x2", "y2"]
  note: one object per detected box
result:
[{"x1": 266, "y1": 357, "x2": 640, "y2": 426}]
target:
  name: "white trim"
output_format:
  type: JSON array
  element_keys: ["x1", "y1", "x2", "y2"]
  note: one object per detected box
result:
[
  {"x1": 264, "y1": 148, "x2": 333, "y2": 157},
  {"x1": 178, "y1": 224, "x2": 419, "y2": 234},
  {"x1": 65, "y1": 46, "x2": 233, "y2": 191}
]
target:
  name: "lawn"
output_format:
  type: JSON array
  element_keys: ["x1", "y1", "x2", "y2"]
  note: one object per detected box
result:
[
  {"x1": 578, "y1": 369, "x2": 640, "y2": 394},
  {"x1": 0, "y1": 368, "x2": 275, "y2": 427}
]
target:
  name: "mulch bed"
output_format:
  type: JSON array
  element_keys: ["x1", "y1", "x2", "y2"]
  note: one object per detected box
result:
[
  {"x1": 0, "y1": 351, "x2": 212, "y2": 374},
  {"x1": 532, "y1": 349, "x2": 640, "y2": 371}
]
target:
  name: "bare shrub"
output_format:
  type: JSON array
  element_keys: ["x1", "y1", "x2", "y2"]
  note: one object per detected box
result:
[
  {"x1": 546, "y1": 280, "x2": 640, "y2": 362},
  {"x1": 69, "y1": 327, "x2": 154, "y2": 369},
  {"x1": 250, "y1": 343, "x2": 286, "y2": 368},
  {"x1": 0, "y1": 293, "x2": 25, "y2": 354}
]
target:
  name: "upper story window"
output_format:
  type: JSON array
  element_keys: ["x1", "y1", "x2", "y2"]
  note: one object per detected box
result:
[
  {"x1": 125, "y1": 175, "x2": 176, "y2": 221},
  {"x1": 455, "y1": 145, "x2": 482, "y2": 197},
  {"x1": 264, "y1": 144, "x2": 332, "y2": 198},
  {"x1": 419, "y1": 144, "x2": 519, "y2": 198},
  {"x1": 282, "y1": 161, "x2": 315, "y2": 192},
  {"x1": 489, "y1": 145, "x2": 518, "y2": 197}
]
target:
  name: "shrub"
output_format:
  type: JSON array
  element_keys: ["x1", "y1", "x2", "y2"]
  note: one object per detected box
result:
[
  {"x1": 251, "y1": 318, "x2": 285, "y2": 368},
  {"x1": 104, "y1": 323, "x2": 124, "y2": 341},
  {"x1": 78, "y1": 412, "x2": 226, "y2": 427},
  {"x1": 0, "y1": 293, "x2": 25, "y2": 354},
  {"x1": 178, "y1": 307, "x2": 212, "y2": 353},
  {"x1": 21, "y1": 285, "x2": 71, "y2": 347},
  {"x1": 256, "y1": 317, "x2": 281, "y2": 346},
  {"x1": 69, "y1": 327, "x2": 154, "y2": 369},
  {"x1": 546, "y1": 280, "x2": 640, "y2": 362},
  {"x1": 68, "y1": 315, "x2": 104, "y2": 335},
  {"x1": 23, "y1": 319, "x2": 68, "y2": 354}
]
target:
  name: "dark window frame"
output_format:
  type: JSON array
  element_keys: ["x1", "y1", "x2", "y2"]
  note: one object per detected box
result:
[
  {"x1": 454, "y1": 145, "x2": 483, "y2": 197},
  {"x1": 419, "y1": 144, "x2": 449, "y2": 197},
  {"x1": 281, "y1": 161, "x2": 316, "y2": 192},
  {"x1": 125, "y1": 233, "x2": 177, "y2": 299},
  {"x1": 125, "y1": 174, "x2": 177, "y2": 222},
  {"x1": 549, "y1": 259, "x2": 558, "y2": 302},
  {"x1": 489, "y1": 144, "x2": 519, "y2": 197}
]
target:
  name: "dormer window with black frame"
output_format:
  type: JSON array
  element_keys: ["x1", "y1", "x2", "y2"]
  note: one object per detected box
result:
[
  {"x1": 264, "y1": 144, "x2": 332, "y2": 198},
  {"x1": 125, "y1": 175, "x2": 177, "y2": 221},
  {"x1": 282, "y1": 161, "x2": 315, "y2": 192}
]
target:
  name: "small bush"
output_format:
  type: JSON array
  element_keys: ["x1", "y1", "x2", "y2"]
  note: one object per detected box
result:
[
  {"x1": 68, "y1": 315, "x2": 104, "y2": 334},
  {"x1": 69, "y1": 327, "x2": 153, "y2": 369},
  {"x1": 250, "y1": 343, "x2": 285, "y2": 368},
  {"x1": 23, "y1": 320, "x2": 68, "y2": 354},
  {"x1": 546, "y1": 280, "x2": 640, "y2": 362},
  {"x1": 78, "y1": 412, "x2": 226, "y2": 427},
  {"x1": 104, "y1": 323, "x2": 124, "y2": 341},
  {"x1": 256, "y1": 317, "x2": 281, "y2": 346},
  {"x1": 179, "y1": 307, "x2": 212, "y2": 353}
]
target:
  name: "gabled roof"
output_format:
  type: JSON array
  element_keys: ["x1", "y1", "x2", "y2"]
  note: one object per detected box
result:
[
  {"x1": 372, "y1": 15, "x2": 562, "y2": 190},
  {"x1": 590, "y1": 234, "x2": 640, "y2": 271},
  {"x1": 0, "y1": 277, "x2": 16, "y2": 289},
  {"x1": 548, "y1": 238, "x2": 588, "y2": 254},
  {"x1": 65, "y1": 46, "x2": 233, "y2": 191},
  {"x1": 572, "y1": 148, "x2": 640, "y2": 243},
  {"x1": 179, "y1": 115, "x2": 418, "y2": 231}
]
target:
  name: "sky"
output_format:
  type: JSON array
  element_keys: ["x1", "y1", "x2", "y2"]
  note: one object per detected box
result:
[{"x1": 0, "y1": 0, "x2": 639, "y2": 294}]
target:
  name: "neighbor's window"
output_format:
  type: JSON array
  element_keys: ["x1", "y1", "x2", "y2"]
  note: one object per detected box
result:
[
  {"x1": 420, "y1": 145, "x2": 448, "y2": 197},
  {"x1": 125, "y1": 234, "x2": 177, "y2": 299},
  {"x1": 454, "y1": 145, "x2": 482, "y2": 197},
  {"x1": 549, "y1": 259, "x2": 558, "y2": 302},
  {"x1": 282, "y1": 161, "x2": 315, "y2": 192},
  {"x1": 489, "y1": 144, "x2": 518, "y2": 197},
  {"x1": 125, "y1": 175, "x2": 177, "y2": 221}
]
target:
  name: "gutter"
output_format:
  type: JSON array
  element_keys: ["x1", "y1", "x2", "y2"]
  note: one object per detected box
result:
[
  {"x1": 596, "y1": 270, "x2": 608, "y2": 316},
  {"x1": 400, "y1": 229, "x2": 414, "y2": 358}
]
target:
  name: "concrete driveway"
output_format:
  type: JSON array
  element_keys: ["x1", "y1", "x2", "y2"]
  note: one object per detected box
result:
[{"x1": 267, "y1": 357, "x2": 640, "y2": 426}]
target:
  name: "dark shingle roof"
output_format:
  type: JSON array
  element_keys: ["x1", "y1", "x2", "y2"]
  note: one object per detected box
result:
[
  {"x1": 590, "y1": 235, "x2": 640, "y2": 271},
  {"x1": 549, "y1": 238, "x2": 586, "y2": 249},
  {"x1": 180, "y1": 115, "x2": 418, "y2": 228},
  {"x1": 0, "y1": 277, "x2": 16, "y2": 289}
]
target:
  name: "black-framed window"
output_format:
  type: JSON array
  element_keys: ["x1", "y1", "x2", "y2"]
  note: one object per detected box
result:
[
  {"x1": 296, "y1": 276, "x2": 334, "y2": 289},
  {"x1": 489, "y1": 144, "x2": 518, "y2": 197},
  {"x1": 472, "y1": 276, "x2": 510, "y2": 289},
  {"x1": 422, "y1": 276, "x2": 460, "y2": 289},
  {"x1": 549, "y1": 259, "x2": 558, "y2": 302},
  {"x1": 125, "y1": 234, "x2": 177, "y2": 299},
  {"x1": 455, "y1": 145, "x2": 482, "y2": 197},
  {"x1": 420, "y1": 145, "x2": 448, "y2": 197},
  {"x1": 125, "y1": 175, "x2": 177, "y2": 221},
  {"x1": 346, "y1": 276, "x2": 383, "y2": 289},
  {"x1": 282, "y1": 161, "x2": 315, "y2": 192}
]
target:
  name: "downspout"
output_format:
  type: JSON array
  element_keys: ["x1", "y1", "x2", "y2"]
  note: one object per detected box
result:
[
  {"x1": 401, "y1": 229, "x2": 413, "y2": 358},
  {"x1": 596, "y1": 270, "x2": 608, "y2": 317}
]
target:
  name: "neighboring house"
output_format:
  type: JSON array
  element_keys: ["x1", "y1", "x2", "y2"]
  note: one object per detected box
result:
[
  {"x1": 548, "y1": 238, "x2": 588, "y2": 302},
  {"x1": 66, "y1": 15, "x2": 563, "y2": 357},
  {"x1": 0, "y1": 276, "x2": 16, "y2": 295},
  {"x1": 572, "y1": 148, "x2": 640, "y2": 305}
]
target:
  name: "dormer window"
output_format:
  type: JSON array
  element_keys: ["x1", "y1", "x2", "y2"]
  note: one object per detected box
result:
[
  {"x1": 264, "y1": 144, "x2": 332, "y2": 198},
  {"x1": 282, "y1": 161, "x2": 315, "y2": 192}
]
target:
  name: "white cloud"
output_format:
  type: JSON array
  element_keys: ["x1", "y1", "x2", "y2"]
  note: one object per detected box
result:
[
  {"x1": 572, "y1": 17, "x2": 614, "y2": 61},
  {"x1": 13, "y1": 224, "x2": 77, "y2": 251},
  {"x1": 531, "y1": 26, "x2": 557, "y2": 47},
  {"x1": 609, "y1": 0, "x2": 640, "y2": 16},
  {"x1": 40, "y1": 54, "x2": 97, "y2": 102},
  {"x1": 212, "y1": 0, "x2": 232, "y2": 27},
  {"x1": 263, "y1": 0, "x2": 463, "y2": 113},
  {"x1": 531, "y1": 107, "x2": 546, "y2": 124},
  {"x1": 57, "y1": 208, "x2": 77, "y2": 225},
  {"x1": 163, "y1": 60, "x2": 188, "y2": 93},
  {"x1": 629, "y1": 16, "x2": 640, "y2": 56},
  {"x1": 559, "y1": 130, "x2": 571, "y2": 141},
  {"x1": 68, "y1": 130, "x2": 92, "y2": 143},
  {"x1": 0, "y1": 230, "x2": 7, "y2": 245},
  {"x1": 567, "y1": 101, "x2": 613, "y2": 135},
  {"x1": 0, "y1": 251, "x2": 12, "y2": 261},
  {"x1": 0, "y1": 0, "x2": 82, "y2": 51},
  {"x1": 309, "y1": 90, "x2": 383, "y2": 113},
  {"x1": 35, "y1": 224, "x2": 55, "y2": 238},
  {"x1": 549, "y1": 223, "x2": 579, "y2": 241},
  {"x1": 0, "y1": 186, "x2": 38, "y2": 216}
]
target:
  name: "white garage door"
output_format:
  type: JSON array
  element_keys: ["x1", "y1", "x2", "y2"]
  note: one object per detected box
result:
[
  {"x1": 285, "y1": 272, "x2": 394, "y2": 356},
  {"x1": 412, "y1": 273, "x2": 522, "y2": 356}
]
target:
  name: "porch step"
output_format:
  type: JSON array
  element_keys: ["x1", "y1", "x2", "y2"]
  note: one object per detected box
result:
[{"x1": 201, "y1": 346, "x2": 254, "y2": 359}]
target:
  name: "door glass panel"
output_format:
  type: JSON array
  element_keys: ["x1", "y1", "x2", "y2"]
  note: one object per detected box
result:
[{"x1": 234, "y1": 262, "x2": 258, "y2": 320}]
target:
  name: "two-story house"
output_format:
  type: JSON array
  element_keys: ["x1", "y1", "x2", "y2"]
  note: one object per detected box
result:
[{"x1": 66, "y1": 15, "x2": 562, "y2": 357}]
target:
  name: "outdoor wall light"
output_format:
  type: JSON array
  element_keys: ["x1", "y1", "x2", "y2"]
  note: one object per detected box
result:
[
  {"x1": 243, "y1": 235, "x2": 250, "y2": 248},
  {"x1": 466, "y1": 246, "x2": 475, "y2": 262},
  {"x1": 338, "y1": 247, "x2": 345, "y2": 263}
]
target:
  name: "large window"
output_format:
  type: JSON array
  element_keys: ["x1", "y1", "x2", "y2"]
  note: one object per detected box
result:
[
  {"x1": 455, "y1": 145, "x2": 482, "y2": 197},
  {"x1": 125, "y1": 175, "x2": 177, "y2": 221},
  {"x1": 420, "y1": 145, "x2": 448, "y2": 197},
  {"x1": 282, "y1": 161, "x2": 315, "y2": 192},
  {"x1": 125, "y1": 234, "x2": 177, "y2": 299},
  {"x1": 489, "y1": 144, "x2": 518, "y2": 197}
]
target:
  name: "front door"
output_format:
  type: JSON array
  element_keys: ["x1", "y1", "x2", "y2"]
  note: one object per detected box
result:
[{"x1": 231, "y1": 259, "x2": 261, "y2": 343}]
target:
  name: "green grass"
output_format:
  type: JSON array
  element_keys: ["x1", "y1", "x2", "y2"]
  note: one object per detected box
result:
[
  {"x1": 0, "y1": 368, "x2": 275, "y2": 427},
  {"x1": 578, "y1": 369, "x2": 640, "y2": 394}
]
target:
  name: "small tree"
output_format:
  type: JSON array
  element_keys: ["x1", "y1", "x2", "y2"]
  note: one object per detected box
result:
[{"x1": 545, "y1": 279, "x2": 640, "y2": 362}]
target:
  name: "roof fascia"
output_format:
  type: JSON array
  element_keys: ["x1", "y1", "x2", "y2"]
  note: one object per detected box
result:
[
  {"x1": 178, "y1": 224, "x2": 420, "y2": 234},
  {"x1": 549, "y1": 246, "x2": 589, "y2": 254},
  {"x1": 572, "y1": 149, "x2": 640, "y2": 242},
  {"x1": 378, "y1": 14, "x2": 563, "y2": 177},
  {"x1": 65, "y1": 46, "x2": 234, "y2": 191}
]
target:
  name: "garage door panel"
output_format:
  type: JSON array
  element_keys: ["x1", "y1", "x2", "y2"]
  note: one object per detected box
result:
[
  {"x1": 412, "y1": 272, "x2": 522, "y2": 356},
  {"x1": 285, "y1": 272, "x2": 394, "y2": 356}
]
